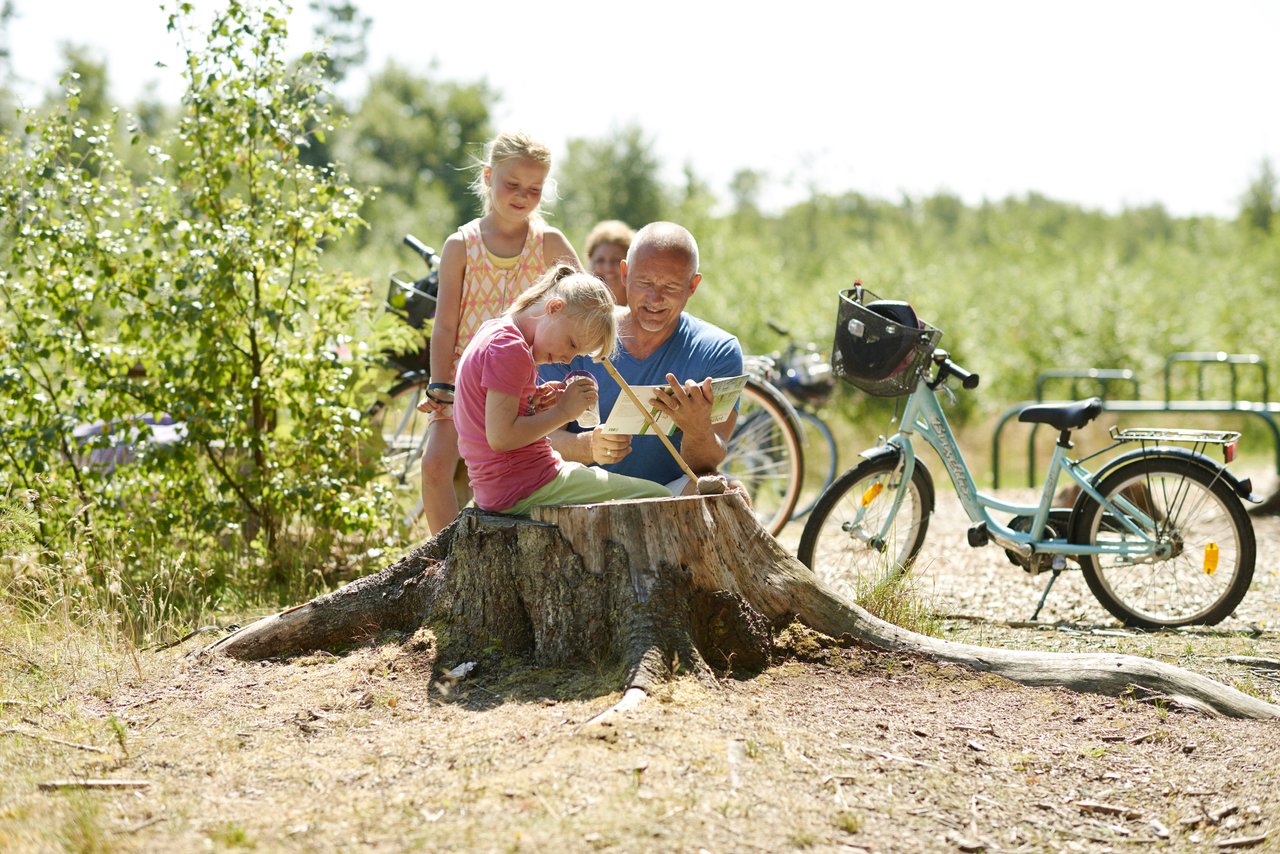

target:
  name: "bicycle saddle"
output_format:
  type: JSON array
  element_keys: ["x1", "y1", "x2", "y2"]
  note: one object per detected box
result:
[{"x1": 1017, "y1": 397, "x2": 1103, "y2": 431}]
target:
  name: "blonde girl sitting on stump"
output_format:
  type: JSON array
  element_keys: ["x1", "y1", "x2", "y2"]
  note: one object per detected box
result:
[{"x1": 452, "y1": 266, "x2": 671, "y2": 515}]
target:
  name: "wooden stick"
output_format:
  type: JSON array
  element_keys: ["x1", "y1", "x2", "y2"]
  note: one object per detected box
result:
[
  {"x1": 2, "y1": 727, "x2": 107, "y2": 753},
  {"x1": 38, "y1": 779, "x2": 150, "y2": 791},
  {"x1": 601, "y1": 359, "x2": 701, "y2": 484}
]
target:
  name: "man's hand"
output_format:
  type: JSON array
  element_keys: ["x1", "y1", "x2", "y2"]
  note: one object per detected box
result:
[
  {"x1": 590, "y1": 427, "x2": 632, "y2": 465},
  {"x1": 649, "y1": 373, "x2": 714, "y2": 435}
]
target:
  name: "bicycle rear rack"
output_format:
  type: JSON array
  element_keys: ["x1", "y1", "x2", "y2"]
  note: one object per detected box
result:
[{"x1": 1110, "y1": 426, "x2": 1240, "y2": 445}]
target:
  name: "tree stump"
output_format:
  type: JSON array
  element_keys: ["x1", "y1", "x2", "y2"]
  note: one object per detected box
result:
[{"x1": 206, "y1": 494, "x2": 1280, "y2": 720}]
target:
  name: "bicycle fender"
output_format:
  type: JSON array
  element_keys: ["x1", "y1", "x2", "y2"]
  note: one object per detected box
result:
[
  {"x1": 853, "y1": 442, "x2": 935, "y2": 499},
  {"x1": 858, "y1": 443, "x2": 903, "y2": 465},
  {"x1": 1084, "y1": 446, "x2": 1258, "y2": 503}
]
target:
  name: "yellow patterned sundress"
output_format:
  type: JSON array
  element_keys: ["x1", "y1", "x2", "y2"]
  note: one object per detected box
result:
[{"x1": 432, "y1": 218, "x2": 546, "y2": 423}]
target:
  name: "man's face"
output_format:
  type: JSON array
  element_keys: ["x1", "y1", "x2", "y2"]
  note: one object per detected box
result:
[{"x1": 623, "y1": 245, "x2": 701, "y2": 337}]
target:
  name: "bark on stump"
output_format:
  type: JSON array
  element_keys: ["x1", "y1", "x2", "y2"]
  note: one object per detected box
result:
[{"x1": 206, "y1": 494, "x2": 1280, "y2": 720}]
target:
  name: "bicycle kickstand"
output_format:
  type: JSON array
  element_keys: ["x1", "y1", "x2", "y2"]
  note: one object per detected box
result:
[{"x1": 1029, "y1": 569, "x2": 1062, "y2": 622}]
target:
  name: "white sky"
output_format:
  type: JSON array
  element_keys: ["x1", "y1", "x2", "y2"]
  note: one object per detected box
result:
[{"x1": 7, "y1": 0, "x2": 1278, "y2": 217}]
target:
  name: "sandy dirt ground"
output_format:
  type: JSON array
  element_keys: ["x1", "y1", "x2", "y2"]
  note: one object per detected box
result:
[{"x1": 3, "y1": 485, "x2": 1279, "y2": 853}]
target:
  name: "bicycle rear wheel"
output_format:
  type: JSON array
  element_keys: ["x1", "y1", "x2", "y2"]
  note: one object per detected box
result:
[
  {"x1": 1071, "y1": 457, "x2": 1255, "y2": 628},
  {"x1": 722, "y1": 378, "x2": 804, "y2": 536},
  {"x1": 797, "y1": 456, "x2": 935, "y2": 603},
  {"x1": 793, "y1": 410, "x2": 838, "y2": 520}
]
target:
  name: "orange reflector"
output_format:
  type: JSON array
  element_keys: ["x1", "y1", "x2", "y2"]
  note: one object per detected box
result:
[
  {"x1": 1224, "y1": 441, "x2": 1237, "y2": 463},
  {"x1": 1204, "y1": 542, "x2": 1219, "y2": 575},
  {"x1": 861, "y1": 482, "x2": 884, "y2": 508}
]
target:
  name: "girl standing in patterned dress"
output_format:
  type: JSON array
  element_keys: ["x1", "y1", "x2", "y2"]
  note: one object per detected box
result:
[{"x1": 418, "y1": 131, "x2": 580, "y2": 534}]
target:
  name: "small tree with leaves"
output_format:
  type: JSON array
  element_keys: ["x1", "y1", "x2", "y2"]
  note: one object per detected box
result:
[{"x1": 0, "y1": 0, "x2": 393, "y2": 590}]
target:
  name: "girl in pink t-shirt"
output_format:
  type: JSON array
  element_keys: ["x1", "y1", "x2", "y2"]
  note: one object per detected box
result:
[{"x1": 454, "y1": 266, "x2": 670, "y2": 514}]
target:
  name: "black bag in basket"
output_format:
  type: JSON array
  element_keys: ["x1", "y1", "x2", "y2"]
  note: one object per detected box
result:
[{"x1": 832, "y1": 287, "x2": 940, "y2": 397}]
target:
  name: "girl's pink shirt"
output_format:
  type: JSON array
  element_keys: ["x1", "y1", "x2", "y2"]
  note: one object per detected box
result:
[{"x1": 453, "y1": 317, "x2": 561, "y2": 511}]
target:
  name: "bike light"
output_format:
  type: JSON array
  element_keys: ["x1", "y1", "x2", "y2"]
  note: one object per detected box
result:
[
  {"x1": 861, "y1": 481, "x2": 884, "y2": 508},
  {"x1": 1203, "y1": 542, "x2": 1219, "y2": 575},
  {"x1": 1223, "y1": 440, "x2": 1237, "y2": 463}
]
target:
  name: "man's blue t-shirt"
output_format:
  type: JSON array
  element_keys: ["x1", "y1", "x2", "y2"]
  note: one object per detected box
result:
[{"x1": 540, "y1": 313, "x2": 743, "y2": 485}]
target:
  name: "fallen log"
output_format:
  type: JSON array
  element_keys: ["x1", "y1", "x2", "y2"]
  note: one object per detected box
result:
[{"x1": 205, "y1": 494, "x2": 1280, "y2": 719}]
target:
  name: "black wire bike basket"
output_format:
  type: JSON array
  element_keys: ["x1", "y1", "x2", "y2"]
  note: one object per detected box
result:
[
  {"x1": 831, "y1": 285, "x2": 941, "y2": 397},
  {"x1": 386, "y1": 269, "x2": 439, "y2": 329}
]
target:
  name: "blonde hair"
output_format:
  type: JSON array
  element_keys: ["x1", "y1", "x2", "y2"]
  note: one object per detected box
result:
[
  {"x1": 584, "y1": 220, "x2": 634, "y2": 259},
  {"x1": 469, "y1": 131, "x2": 553, "y2": 216},
  {"x1": 511, "y1": 264, "x2": 617, "y2": 361}
]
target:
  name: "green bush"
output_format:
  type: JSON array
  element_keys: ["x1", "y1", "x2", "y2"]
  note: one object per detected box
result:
[{"x1": 0, "y1": 0, "x2": 397, "y2": 607}]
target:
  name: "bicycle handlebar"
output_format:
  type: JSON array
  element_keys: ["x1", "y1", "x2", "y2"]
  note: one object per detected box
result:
[
  {"x1": 403, "y1": 234, "x2": 438, "y2": 266},
  {"x1": 932, "y1": 351, "x2": 980, "y2": 390}
]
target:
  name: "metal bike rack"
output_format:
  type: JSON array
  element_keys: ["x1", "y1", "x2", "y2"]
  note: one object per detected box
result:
[{"x1": 992, "y1": 353, "x2": 1280, "y2": 488}]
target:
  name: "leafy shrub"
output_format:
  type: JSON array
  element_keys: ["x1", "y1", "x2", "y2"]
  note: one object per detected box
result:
[{"x1": 0, "y1": 0, "x2": 396, "y2": 602}]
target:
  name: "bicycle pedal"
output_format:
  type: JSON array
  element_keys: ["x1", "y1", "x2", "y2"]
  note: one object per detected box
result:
[{"x1": 967, "y1": 523, "x2": 990, "y2": 547}]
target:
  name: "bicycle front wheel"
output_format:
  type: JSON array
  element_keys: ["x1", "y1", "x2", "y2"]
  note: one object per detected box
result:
[
  {"x1": 723, "y1": 378, "x2": 804, "y2": 536},
  {"x1": 1071, "y1": 457, "x2": 1255, "y2": 628},
  {"x1": 793, "y1": 410, "x2": 838, "y2": 520},
  {"x1": 797, "y1": 456, "x2": 935, "y2": 602}
]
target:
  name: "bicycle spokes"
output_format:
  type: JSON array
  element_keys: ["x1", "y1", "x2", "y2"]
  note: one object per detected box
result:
[{"x1": 1078, "y1": 457, "x2": 1254, "y2": 628}]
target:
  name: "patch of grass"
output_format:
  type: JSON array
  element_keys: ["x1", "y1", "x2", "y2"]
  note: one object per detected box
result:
[
  {"x1": 833, "y1": 811, "x2": 864, "y2": 834},
  {"x1": 788, "y1": 828, "x2": 818, "y2": 848},
  {"x1": 0, "y1": 491, "x2": 40, "y2": 554},
  {"x1": 856, "y1": 565, "x2": 942, "y2": 637},
  {"x1": 1230, "y1": 675, "x2": 1274, "y2": 701},
  {"x1": 56, "y1": 794, "x2": 110, "y2": 854},
  {"x1": 211, "y1": 822, "x2": 256, "y2": 848},
  {"x1": 1011, "y1": 752, "x2": 1039, "y2": 772}
]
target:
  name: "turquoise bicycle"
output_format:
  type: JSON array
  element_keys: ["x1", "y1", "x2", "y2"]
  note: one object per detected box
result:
[{"x1": 797, "y1": 285, "x2": 1259, "y2": 629}]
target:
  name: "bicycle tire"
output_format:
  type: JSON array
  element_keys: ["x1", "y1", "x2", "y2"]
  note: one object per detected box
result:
[
  {"x1": 1070, "y1": 457, "x2": 1255, "y2": 628},
  {"x1": 723, "y1": 378, "x2": 804, "y2": 536},
  {"x1": 797, "y1": 455, "x2": 935, "y2": 602},
  {"x1": 793, "y1": 410, "x2": 838, "y2": 520}
]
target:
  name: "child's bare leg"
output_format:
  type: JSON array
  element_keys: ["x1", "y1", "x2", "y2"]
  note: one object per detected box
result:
[{"x1": 420, "y1": 419, "x2": 461, "y2": 534}]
